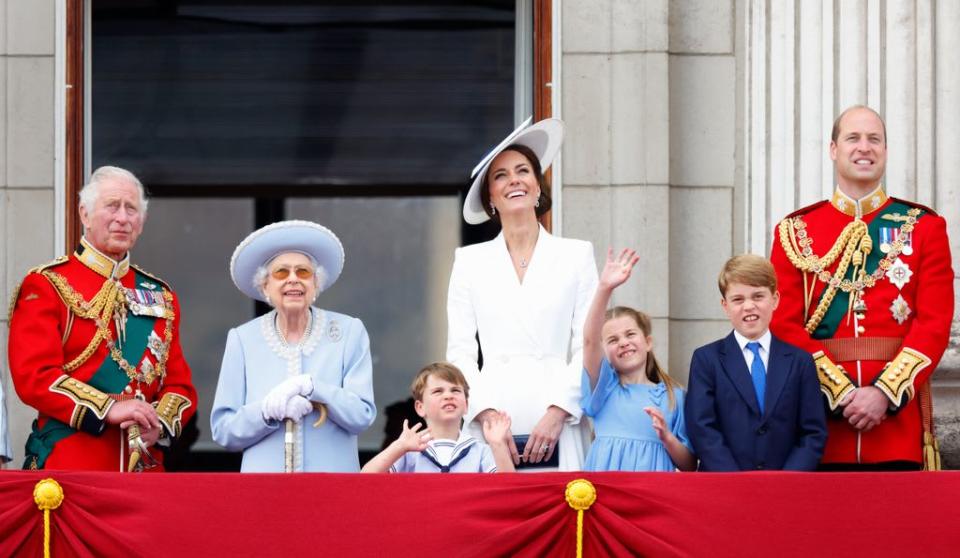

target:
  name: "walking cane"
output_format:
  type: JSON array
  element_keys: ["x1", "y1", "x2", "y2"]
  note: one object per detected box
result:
[
  {"x1": 284, "y1": 419, "x2": 294, "y2": 473},
  {"x1": 284, "y1": 403, "x2": 328, "y2": 473}
]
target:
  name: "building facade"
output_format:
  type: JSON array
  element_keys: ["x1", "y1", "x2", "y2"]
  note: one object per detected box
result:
[{"x1": 2, "y1": 0, "x2": 958, "y2": 467}]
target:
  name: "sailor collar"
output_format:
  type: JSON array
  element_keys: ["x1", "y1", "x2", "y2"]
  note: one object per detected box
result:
[
  {"x1": 830, "y1": 184, "x2": 888, "y2": 218},
  {"x1": 75, "y1": 236, "x2": 131, "y2": 279},
  {"x1": 422, "y1": 432, "x2": 480, "y2": 466}
]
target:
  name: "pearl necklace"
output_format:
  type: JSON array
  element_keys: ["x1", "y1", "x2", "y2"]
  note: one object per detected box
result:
[{"x1": 276, "y1": 310, "x2": 313, "y2": 348}]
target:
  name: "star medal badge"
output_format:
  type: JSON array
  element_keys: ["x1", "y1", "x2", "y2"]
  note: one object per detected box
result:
[
  {"x1": 890, "y1": 294, "x2": 912, "y2": 325},
  {"x1": 885, "y1": 258, "x2": 913, "y2": 290}
]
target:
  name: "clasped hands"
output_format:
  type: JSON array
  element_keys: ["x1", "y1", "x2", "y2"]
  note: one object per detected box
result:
[
  {"x1": 839, "y1": 386, "x2": 889, "y2": 432},
  {"x1": 261, "y1": 374, "x2": 315, "y2": 423},
  {"x1": 477, "y1": 405, "x2": 568, "y2": 465},
  {"x1": 106, "y1": 399, "x2": 163, "y2": 448}
]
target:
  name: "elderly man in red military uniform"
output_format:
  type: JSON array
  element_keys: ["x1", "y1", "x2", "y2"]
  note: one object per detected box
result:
[
  {"x1": 9, "y1": 166, "x2": 197, "y2": 471},
  {"x1": 770, "y1": 106, "x2": 954, "y2": 471}
]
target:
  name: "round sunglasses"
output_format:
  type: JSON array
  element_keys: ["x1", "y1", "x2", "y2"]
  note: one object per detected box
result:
[{"x1": 270, "y1": 265, "x2": 314, "y2": 280}]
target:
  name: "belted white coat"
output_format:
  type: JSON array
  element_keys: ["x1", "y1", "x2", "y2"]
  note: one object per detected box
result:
[{"x1": 445, "y1": 226, "x2": 598, "y2": 471}]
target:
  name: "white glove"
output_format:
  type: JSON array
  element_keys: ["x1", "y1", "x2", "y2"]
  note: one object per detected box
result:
[
  {"x1": 284, "y1": 396, "x2": 314, "y2": 422},
  {"x1": 261, "y1": 375, "x2": 314, "y2": 422}
]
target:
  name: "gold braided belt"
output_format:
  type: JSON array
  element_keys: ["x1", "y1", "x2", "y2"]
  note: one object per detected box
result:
[
  {"x1": 42, "y1": 271, "x2": 174, "y2": 386},
  {"x1": 778, "y1": 208, "x2": 921, "y2": 333}
]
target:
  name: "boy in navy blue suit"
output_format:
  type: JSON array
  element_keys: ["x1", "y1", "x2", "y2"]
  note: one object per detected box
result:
[{"x1": 685, "y1": 255, "x2": 826, "y2": 471}]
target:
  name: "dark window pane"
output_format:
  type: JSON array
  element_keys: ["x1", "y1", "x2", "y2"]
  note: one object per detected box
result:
[{"x1": 92, "y1": 1, "x2": 516, "y2": 189}]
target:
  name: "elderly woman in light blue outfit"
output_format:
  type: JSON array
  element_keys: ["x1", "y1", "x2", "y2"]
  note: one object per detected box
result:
[{"x1": 211, "y1": 220, "x2": 376, "y2": 472}]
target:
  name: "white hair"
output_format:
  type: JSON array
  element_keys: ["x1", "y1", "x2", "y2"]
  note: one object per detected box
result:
[
  {"x1": 254, "y1": 252, "x2": 328, "y2": 307},
  {"x1": 78, "y1": 166, "x2": 149, "y2": 214}
]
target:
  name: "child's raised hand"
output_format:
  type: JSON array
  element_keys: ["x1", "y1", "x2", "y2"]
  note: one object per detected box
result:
[
  {"x1": 644, "y1": 406, "x2": 673, "y2": 443},
  {"x1": 600, "y1": 247, "x2": 640, "y2": 290},
  {"x1": 396, "y1": 419, "x2": 432, "y2": 452},
  {"x1": 482, "y1": 411, "x2": 512, "y2": 445}
]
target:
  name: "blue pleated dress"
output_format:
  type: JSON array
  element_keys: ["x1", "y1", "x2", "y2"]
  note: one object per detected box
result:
[{"x1": 581, "y1": 358, "x2": 691, "y2": 472}]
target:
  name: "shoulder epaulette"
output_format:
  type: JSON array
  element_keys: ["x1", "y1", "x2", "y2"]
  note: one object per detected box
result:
[
  {"x1": 783, "y1": 200, "x2": 829, "y2": 220},
  {"x1": 890, "y1": 197, "x2": 939, "y2": 217},
  {"x1": 131, "y1": 264, "x2": 172, "y2": 290},
  {"x1": 27, "y1": 255, "x2": 70, "y2": 274},
  {"x1": 9, "y1": 256, "x2": 69, "y2": 320}
]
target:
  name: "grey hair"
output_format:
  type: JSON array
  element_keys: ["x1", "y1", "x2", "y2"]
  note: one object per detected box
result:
[
  {"x1": 78, "y1": 166, "x2": 149, "y2": 214},
  {"x1": 253, "y1": 252, "x2": 328, "y2": 306}
]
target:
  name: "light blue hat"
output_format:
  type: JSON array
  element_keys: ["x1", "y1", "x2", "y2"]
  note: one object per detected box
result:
[{"x1": 230, "y1": 220, "x2": 345, "y2": 302}]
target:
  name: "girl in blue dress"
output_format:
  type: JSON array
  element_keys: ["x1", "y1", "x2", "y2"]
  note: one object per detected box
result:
[{"x1": 581, "y1": 248, "x2": 696, "y2": 472}]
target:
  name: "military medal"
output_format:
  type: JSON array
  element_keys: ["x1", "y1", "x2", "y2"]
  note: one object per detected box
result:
[
  {"x1": 900, "y1": 231, "x2": 913, "y2": 256},
  {"x1": 885, "y1": 258, "x2": 913, "y2": 290},
  {"x1": 879, "y1": 227, "x2": 893, "y2": 254},
  {"x1": 125, "y1": 286, "x2": 170, "y2": 318},
  {"x1": 890, "y1": 294, "x2": 912, "y2": 325}
]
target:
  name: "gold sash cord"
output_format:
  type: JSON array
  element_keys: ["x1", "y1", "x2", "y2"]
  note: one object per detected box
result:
[
  {"x1": 565, "y1": 479, "x2": 597, "y2": 558},
  {"x1": 33, "y1": 479, "x2": 64, "y2": 558}
]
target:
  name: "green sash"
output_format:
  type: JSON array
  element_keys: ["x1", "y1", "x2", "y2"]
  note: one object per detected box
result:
[
  {"x1": 24, "y1": 271, "x2": 160, "y2": 469},
  {"x1": 811, "y1": 201, "x2": 922, "y2": 340}
]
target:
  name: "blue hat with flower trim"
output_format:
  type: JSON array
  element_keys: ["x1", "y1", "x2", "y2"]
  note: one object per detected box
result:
[{"x1": 230, "y1": 220, "x2": 345, "y2": 302}]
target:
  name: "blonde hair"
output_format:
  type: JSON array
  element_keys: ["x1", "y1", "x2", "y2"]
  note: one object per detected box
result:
[
  {"x1": 410, "y1": 362, "x2": 470, "y2": 402},
  {"x1": 604, "y1": 307, "x2": 681, "y2": 410},
  {"x1": 718, "y1": 254, "x2": 777, "y2": 297}
]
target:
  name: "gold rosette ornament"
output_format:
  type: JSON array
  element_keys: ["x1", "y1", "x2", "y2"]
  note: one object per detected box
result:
[
  {"x1": 565, "y1": 479, "x2": 597, "y2": 558},
  {"x1": 33, "y1": 478, "x2": 65, "y2": 558}
]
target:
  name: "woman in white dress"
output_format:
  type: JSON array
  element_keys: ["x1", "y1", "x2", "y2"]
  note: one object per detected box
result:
[{"x1": 446, "y1": 119, "x2": 598, "y2": 470}]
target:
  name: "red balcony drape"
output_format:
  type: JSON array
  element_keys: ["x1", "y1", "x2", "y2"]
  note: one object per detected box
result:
[{"x1": 1, "y1": 471, "x2": 957, "y2": 557}]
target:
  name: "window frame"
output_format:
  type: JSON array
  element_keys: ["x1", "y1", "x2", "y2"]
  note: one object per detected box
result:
[{"x1": 62, "y1": 0, "x2": 554, "y2": 247}]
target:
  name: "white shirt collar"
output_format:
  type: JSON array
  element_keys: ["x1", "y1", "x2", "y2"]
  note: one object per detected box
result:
[{"x1": 733, "y1": 329, "x2": 771, "y2": 354}]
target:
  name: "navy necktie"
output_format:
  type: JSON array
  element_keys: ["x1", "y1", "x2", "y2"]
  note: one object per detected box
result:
[{"x1": 746, "y1": 341, "x2": 766, "y2": 413}]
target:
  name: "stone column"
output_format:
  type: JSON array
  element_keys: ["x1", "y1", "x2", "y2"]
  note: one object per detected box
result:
[
  {"x1": 560, "y1": 0, "x2": 673, "y2": 369},
  {"x1": 1, "y1": 0, "x2": 58, "y2": 466},
  {"x1": 666, "y1": 0, "x2": 737, "y2": 381}
]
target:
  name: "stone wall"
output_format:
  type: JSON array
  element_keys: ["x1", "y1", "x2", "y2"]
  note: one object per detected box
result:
[
  {"x1": 0, "y1": 0, "x2": 58, "y2": 466},
  {"x1": 560, "y1": 0, "x2": 738, "y2": 383}
]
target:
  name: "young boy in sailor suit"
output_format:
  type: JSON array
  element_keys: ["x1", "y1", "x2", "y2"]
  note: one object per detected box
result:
[{"x1": 362, "y1": 363, "x2": 515, "y2": 473}]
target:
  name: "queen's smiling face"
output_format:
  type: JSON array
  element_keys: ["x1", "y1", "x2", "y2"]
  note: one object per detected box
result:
[{"x1": 262, "y1": 252, "x2": 318, "y2": 316}]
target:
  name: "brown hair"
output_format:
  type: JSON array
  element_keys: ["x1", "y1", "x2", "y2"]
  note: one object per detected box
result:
[
  {"x1": 480, "y1": 144, "x2": 553, "y2": 221},
  {"x1": 718, "y1": 254, "x2": 777, "y2": 297},
  {"x1": 831, "y1": 105, "x2": 887, "y2": 145},
  {"x1": 410, "y1": 362, "x2": 470, "y2": 402},
  {"x1": 604, "y1": 306, "x2": 681, "y2": 410}
]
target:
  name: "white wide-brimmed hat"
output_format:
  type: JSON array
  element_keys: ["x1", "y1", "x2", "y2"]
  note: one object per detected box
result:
[
  {"x1": 230, "y1": 220, "x2": 345, "y2": 302},
  {"x1": 463, "y1": 117, "x2": 565, "y2": 225}
]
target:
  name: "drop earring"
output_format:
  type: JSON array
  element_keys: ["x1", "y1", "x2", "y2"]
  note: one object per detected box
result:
[{"x1": 490, "y1": 203, "x2": 496, "y2": 216}]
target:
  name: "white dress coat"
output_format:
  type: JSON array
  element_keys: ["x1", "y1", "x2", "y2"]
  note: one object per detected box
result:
[{"x1": 446, "y1": 226, "x2": 598, "y2": 470}]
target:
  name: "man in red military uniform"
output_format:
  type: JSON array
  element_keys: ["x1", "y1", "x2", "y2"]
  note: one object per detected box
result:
[
  {"x1": 9, "y1": 166, "x2": 197, "y2": 471},
  {"x1": 770, "y1": 106, "x2": 954, "y2": 470}
]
